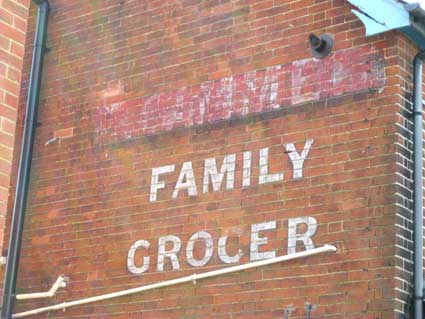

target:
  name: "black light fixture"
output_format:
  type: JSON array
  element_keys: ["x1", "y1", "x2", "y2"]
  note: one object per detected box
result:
[{"x1": 308, "y1": 33, "x2": 334, "y2": 59}]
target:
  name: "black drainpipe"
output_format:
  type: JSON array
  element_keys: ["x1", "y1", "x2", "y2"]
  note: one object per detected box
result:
[
  {"x1": 413, "y1": 49, "x2": 425, "y2": 319},
  {"x1": 0, "y1": 1, "x2": 49, "y2": 318}
]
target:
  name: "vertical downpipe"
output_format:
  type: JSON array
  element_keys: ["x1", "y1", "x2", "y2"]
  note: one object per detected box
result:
[
  {"x1": 0, "y1": 1, "x2": 49, "y2": 318},
  {"x1": 413, "y1": 50, "x2": 425, "y2": 319}
]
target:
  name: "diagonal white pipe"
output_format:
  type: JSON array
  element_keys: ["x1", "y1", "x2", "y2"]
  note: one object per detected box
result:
[
  {"x1": 13, "y1": 245, "x2": 336, "y2": 318},
  {"x1": 16, "y1": 276, "x2": 68, "y2": 300}
]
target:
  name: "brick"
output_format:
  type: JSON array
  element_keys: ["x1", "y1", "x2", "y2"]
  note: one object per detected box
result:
[
  {"x1": 0, "y1": 9, "x2": 13, "y2": 26},
  {"x1": 0, "y1": 36, "x2": 10, "y2": 51},
  {"x1": 0, "y1": 75, "x2": 20, "y2": 96},
  {"x1": 0, "y1": 49, "x2": 22, "y2": 70},
  {"x1": 10, "y1": 41, "x2": 24, "y2": 58},
  {"x1": 54, "y1": 127, "x2": 74, "y2": 139},
  {"x1": 0, "y1": 101, "x2": 17, "y2": 119},
  {"x1": 0, "y1": 188, "x2": 9, "y2": 202},
  {"x1": 0, "y1": 63, "x2": 6, "y2": 77},
  {"x1": 0, "y1": 20, "x2": 25, "y2": 44},
  {"x1": 0, "y1": 144, "x2": 12, "y2": 162},
  {"x1": 0, "y1": 117, "x2": 15, "y2": 135},
  {"x1": 0, "y1": 159, "x2": 11, "y2": 176},
  {"x1": 6, "y1": 65, "x2": 20, "y2": 83},
  {"x1": 0, "y1": 131, "x2": 14, "y2": 148},
  {"x1": 13, "y1": 15, "x2": 27, "y2": 33},
  {"x1": 1, "y1": 0, "x2": 29, "y2": 20}
]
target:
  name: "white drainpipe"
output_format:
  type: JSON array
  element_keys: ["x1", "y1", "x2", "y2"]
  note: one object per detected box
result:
[
  {"x1": 15, "y1": 276, "x2": 68, "y2": 300},
  {"x1": 13, "y1": 245, "x2": 336, "y2": 318}
]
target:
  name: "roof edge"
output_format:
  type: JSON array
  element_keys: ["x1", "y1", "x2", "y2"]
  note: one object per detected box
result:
[{"x1": 348, "y1": 0, "x2": 425, "y2": 49}]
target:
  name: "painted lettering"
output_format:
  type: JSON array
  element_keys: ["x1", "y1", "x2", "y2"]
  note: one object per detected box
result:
[
  {"x1": 259, "y1": 148, "x2": 284, "y2": 185},
  {"x1": 287, "y1": 217, "x2": 318, "y2": 254},
  {"x1": 127, "y1": 240, "x2": 150, "y2": 274},
  {"x1": 149, "y1": 140, "x2": 314, "y2": 202},
  {"x1": 150, "y1": 165, "x2": 175, "y2": 202},
  {"x1": 285, "y1": 139, "x2": 314, "y2": 179},
  {"x1": 203, "y1": 154, "x2": 236, "y2": 193},
  {"x1": 242, "y1": 151, "x2": 252, "y2": 187},
  {"x1": 218, "y1": 236, "x2": 243, "y2": 264},
  {"x1": 128, "y1": 216, "x2": 319, "y2": 274},
  {"x1": 157, "y1": 235, "x2": 182, "y2": 271},
  {"x1": 250, "y1": 221, "x2": 277, "y2": 261},
  {"x1": 186, "y1": 231, "x2": 214, "y2": 267},
  {"x1": 172, "y1": 161, "x2": 198, "y2": 199}
]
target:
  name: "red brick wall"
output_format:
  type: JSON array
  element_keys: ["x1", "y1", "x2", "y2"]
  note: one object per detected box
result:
[
  {"x1": 392, "y1": 35, "x2": 425, "y2": 317},
  {"x1": 0, "y1": 0, "x2": 30, "y2": 256},
  {"x1": 4, "y1": 0, "x2": 422, "y2": 318}
]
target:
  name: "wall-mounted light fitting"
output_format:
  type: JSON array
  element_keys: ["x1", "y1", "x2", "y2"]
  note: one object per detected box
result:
[{"x1": 309, "y1": 33, "x2": 334, "y2": 59}]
